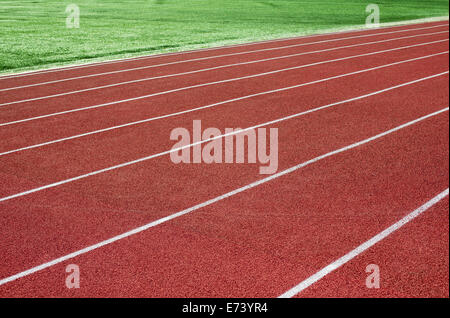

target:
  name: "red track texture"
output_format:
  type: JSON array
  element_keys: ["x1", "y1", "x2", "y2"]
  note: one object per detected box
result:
[{"x1": 0, "y1": 20, "x2": 449, "y2": 298}]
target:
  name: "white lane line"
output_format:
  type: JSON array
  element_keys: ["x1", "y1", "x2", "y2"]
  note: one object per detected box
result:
[
  {"x1": 279, "y1": 188, "x2": 450, "y2": 298},
  {"x1": 1, "y1": 40, "x2": 448, "y2": 127},
  {"x1": 0, "y1": 53, "x2": 448, "y2": 157},
  {"x1": 1, "y1": 31, "x2": 448, "y2": 106},
  {"x1": 0, "y1": 21, "x2": 447, "y2": 80},
  {"x1": 0, "y1": 108, "x2": 447, "y2": 287},
  {"x1": 0, "y1": 28, "x2": 448, "y2": 92},
  {"x1": 0, "y1": 73, "x2": 447, "y2": 203}
]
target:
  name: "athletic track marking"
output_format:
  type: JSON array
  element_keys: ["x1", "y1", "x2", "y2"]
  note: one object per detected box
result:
[
  {"x1": 279, "y1": 188, "x2": 450, "y2": 298},
  {"x1": 0, "y1": 20, "x2": 448, "y2": 297},
  {"x1": 0, "y1": 71, "x2": 447, "y2": 201},
  {"x1": 1, "y1": 40, "x2": 447, "y2": 124},
  {"x1": 0, "y1": 107, "x2": 447, "y2": 287},
  {"x1": 0, "y1": 57, "x2": 447, "y2": 156}
]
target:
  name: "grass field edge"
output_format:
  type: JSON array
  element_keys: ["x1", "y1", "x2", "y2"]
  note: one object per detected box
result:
[{"x1": 1, "y1": 15, "x2": 448, "y2": 78}]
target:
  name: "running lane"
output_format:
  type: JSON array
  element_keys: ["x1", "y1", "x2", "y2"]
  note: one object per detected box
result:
[
  {"x1": 295, "y1": 197, "x2": 449, "y2": 298},
  {"x1": 0, "y1": 100, "x2": 447, "y2": 297},
  {"x1": 0, "y1": 50, "x2": 447, "y2": 190},
  {"x1": 0, "y1": 41, "x2": 448, "y2": 153},
  {"x1": 0, "y1": 63, "x2": 448, "y2": 295},
  {"x1": 0, "y1": 21, "x2": 448, "y2": 297}
]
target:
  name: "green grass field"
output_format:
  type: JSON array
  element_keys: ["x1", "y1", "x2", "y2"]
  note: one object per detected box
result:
[{"x1": 0, "y1": 0, "x2": 448, "y2": 74}]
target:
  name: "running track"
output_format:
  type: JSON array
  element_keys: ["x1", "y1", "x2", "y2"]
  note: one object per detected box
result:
[{"x1": 0, "y1": 20, "x2": 448, "y2": 298}]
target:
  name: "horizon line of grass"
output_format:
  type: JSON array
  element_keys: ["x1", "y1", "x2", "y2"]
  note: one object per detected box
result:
[{"x1": 0, "y1": 0, "x2": 448, "y2": 75}]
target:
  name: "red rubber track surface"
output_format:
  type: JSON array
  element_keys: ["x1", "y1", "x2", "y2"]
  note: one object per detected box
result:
[{"x1": 0, "y1": 20, "x2": 448, "y2": 298}]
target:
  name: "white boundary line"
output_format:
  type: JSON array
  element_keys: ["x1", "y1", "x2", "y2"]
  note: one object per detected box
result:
[
  {"x1": 0, "y1": 18, "x2": 447, "y2": 79},
  {"x1": 1, "y1": 40, "x2": 448, "y2": 126},
  {"x1": 0, "y1": 53, "x2": 448, "y2": 156},
  {"x1": 0, "y1": 107, "x2": 447, "y2": 287},
  {"x1": 0, "y1": 72, "x2": 447, "y2": 203},
  {"x1": 1, "y1": 30, "x2": 448, "y2": 103},
  {"x1": 279, "y1": 188, "x2": 450, "y2": 298},
  {"x1": 1, "y1": 27, "x2": 448, "y2": 92}
]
